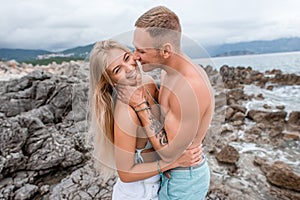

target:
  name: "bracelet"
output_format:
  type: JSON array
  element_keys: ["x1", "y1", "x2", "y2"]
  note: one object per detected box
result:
[
  {"x1": 156, "y1": 160, "x2": 163, "y2": 174},
  {"x1": 134, "y1": 106, "x2": 151, "y2": 113},
  {"x1": 133, "y1": 101, "x2": 149, "y2": 109}
]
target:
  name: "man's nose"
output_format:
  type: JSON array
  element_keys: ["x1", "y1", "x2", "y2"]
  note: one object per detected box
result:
[{"x1": 133, "y1": 50, "x2": 141, "y2": 61}]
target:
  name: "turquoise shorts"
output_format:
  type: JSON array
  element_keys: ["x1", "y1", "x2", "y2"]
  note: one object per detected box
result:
[{"x1": 158, "y1": 157, "x2": 210, "y2": 200}]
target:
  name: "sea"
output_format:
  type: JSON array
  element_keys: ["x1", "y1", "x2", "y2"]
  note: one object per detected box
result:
[
  {"x1": 195, "y1": 51, "x2": 300, "y2": 176},
  {"x1": 194, "y1": 51, "x2": 300, "y2": 114},
  {"x1": 193, "y1": 50, "x2": 300, "y2": 75}
]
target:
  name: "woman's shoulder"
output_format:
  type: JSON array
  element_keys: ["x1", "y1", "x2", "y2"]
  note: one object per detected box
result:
[{"x1": 114, "y1": 99, "x2": 141, "y2": 124}]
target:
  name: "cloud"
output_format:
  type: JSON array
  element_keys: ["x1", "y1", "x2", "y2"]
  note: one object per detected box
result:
[{"x1": 1, "y1": 0, "x2": 300, "y2": 51}]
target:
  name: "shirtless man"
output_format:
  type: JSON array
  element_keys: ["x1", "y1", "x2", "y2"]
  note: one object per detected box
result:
[{"x1": 117, "y1": 6, "x2": 214, "y2": 200}]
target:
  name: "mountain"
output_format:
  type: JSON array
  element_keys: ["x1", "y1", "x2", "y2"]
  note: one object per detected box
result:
[
  {"x1": 1, "y1": 37, "x2": 300, "y2": 62},
  {"x1": 0, "y1": 49, "x2": 51, "y2": 62},
  {"x1": 61, "y1": 43, "x2": 95, "y2": 58},
  {"x1": 0, "y1": 44, "x2": 95, "y2": 62},
  {"x1": 207, "y1": 37, "x2": 300, "y2": 57}
]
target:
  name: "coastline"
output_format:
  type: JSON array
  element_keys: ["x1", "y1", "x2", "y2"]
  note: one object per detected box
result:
[
  {"x1": 194, "y1": 50, "x2": 300, "y2": 75},
  {"x1": 0, "y1": 60, "x2": 299, "y2": 199}
]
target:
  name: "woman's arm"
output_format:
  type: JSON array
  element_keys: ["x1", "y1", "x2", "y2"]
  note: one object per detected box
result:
[
  {"x1": 114, "y1": 102, "x2": 171, "y2": 182},
  {"x1": 114, "y1": 102, "x2": 201, "y2": 183}
]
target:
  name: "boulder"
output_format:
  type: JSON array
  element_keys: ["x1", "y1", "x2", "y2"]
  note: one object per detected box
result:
[{"x1": 216, "y1": 145, "x2": 239, "y2": 164}]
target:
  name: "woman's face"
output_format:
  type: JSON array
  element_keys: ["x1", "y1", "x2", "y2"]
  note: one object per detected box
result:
[{"x1": 106, "y1": 48, "x2": 138, "y2": 86}]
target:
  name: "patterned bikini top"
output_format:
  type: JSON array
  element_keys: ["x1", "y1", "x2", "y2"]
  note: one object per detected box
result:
[{"x1": 134, "y1": 140, "x2": 152, "y2": 164}]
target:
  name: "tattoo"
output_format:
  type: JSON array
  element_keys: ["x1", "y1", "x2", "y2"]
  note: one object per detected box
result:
[
  {"x1": 148, "y1": 111, "x2": 168, "y2": 146},
  {"x1": 156, "y1": 129, "x2": 168, "y2": 146},
  {"x1": 149, "y1": 114, "x2": 162, "y2": 134}
]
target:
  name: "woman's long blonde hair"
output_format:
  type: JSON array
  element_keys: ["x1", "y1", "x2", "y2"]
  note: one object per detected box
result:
[{"x1": 88, "y1": 40, "x2": 130, "y2": 181}]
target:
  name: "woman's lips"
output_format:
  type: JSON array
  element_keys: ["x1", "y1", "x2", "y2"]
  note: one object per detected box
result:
[{"x1": 127, "y1": 71, "x2": 137, "y2": 79}]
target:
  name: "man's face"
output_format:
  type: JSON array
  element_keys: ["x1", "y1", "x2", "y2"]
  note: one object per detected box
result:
[{"x1": 133, "y1": 28, "x2": 163, "y2": 72}]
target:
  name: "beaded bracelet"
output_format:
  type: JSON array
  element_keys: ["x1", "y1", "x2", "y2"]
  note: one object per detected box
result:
[{"x1": 156, "y1": 160, "x2": 163, "y2": 174}]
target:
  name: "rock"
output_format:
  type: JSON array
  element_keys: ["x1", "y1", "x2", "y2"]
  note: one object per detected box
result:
[
  {"x1": 269, "y1": 125, "x2": 284, "y2": 138},
  {"x1": 12, "y1": 171, "x2": 35, "y2": 188},
  {"x1": 226, "y1": 88, "x2": 249, "y2": 105},
  {"x1": 269, "y1": 187, "x2": 300, "y2": 200},
  {"x1": 230, "y1": 104, "x2": 247, "y2": 113},
  {"x1": 256, "y1": 123, "x2": 266, "y2": 130},
  {"x1": 216, "y1": 145, "x2": 239, "y2": 164},
  {"x1": 275, "y1": 105, "x2": 285, "y2": 110},
  {"x1": 221, "y1": 124, "x2": 234, "y2": 134},
  {"x1": 225, "y1": 107, "x2": 234, "y2": 121},
  {"x1": 14, "y1": 184, "x2": 38, "y2": 200},
  {"x1": 263, "y1": 104, "x2": 272, "y2": 109},
  {"x1": 256, "y1": 93, "x2": 264, "y2": 100},
  {"x1": 245, "y1": 126, "x2": 262, "y2": 135},
  {"x1": 266, "y1": 69, "x2": 282, "y2": 75},
  {"x1": 247, "y1": 110, "x2": 287, "y2": 125},
  {"x1": 270, "y1": 73, "x2": 300, "y2": 85},
  {"x1": 261, "y1": 161, "x2": 300, "y2": 192},
  {"x1": 34, "y1": 79, "x2": 56, "y2": 107},
  {"x1": 0, "y1": 185, "x2": 15, "y2": 199},
  {"x1": 266, "y1": 85, "x2": 274, "y2": 90},
  {"x1": 39, "y1": 185, "x2": 50, "y2": 195},
  {"x1": 26, "y1": 130, "x2": 83, "y2": 170},
  {"x1": 0, "y1": 61, "x2": 299, "y2": 199},
  {"x1": 231, "y1": 120, "x2": 244, "y2": 126},
  {"x1": 0, "y1": 118, "x2": 28, "y2": 156},
  {"x1": 283, "y1": 131, "x2": 300, "y2": 141},
  {"x1": 86, "y1": 185, "x2": 100, "y2": 197},
  {"x1": 206, "y1": 188, "x2": 229, "y2": 199},
  {"x1": 65, "y1": 82, "x2": 89, "y2": 122},
  {"x1": 287, "y1": 111, "x2": 300, "y2": 131},
  {"x1": 219, "y1": 65, "x2": 265, "y2": 88},
  {"x1": 49, "y1": 161, "x2": 114, "y2": 199},
  {"x1": 230, "y1": 111, "x2": 245, "y2": 121},
  {"x1": 0, "y1": 61, "x2": 95, "y2": 199}
]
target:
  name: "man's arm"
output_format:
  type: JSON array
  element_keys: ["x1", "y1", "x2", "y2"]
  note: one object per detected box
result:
[{"x1": 132, "y1": 80, "x2": 206, "y2": 163}]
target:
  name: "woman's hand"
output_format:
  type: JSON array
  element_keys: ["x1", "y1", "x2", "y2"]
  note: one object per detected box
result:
[
  {"x1": 174, "y1": 145, "x2": 202, "y2": 168},
  {"x1": 117, "y1": 74, "x2": 146, "y2": 108}
]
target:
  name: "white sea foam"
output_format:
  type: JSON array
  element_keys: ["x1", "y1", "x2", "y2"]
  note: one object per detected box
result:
[{"x1": 243, "y1": 84, "x2": 300, "y2": 115}]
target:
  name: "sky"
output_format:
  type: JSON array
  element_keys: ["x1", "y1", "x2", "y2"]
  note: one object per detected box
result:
[{"x1": 1, "y1": 0, "x2": 300, "y2": 51}]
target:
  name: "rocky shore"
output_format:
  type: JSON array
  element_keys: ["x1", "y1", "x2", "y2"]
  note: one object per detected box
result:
[{"x1": 0, "y1": 60, "x2": 299, "y2": 200}]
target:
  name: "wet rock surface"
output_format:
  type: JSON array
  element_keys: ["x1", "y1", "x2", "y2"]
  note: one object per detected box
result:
[{"x1": 0, "y1": 61, "x2": 299, "y2": 199}]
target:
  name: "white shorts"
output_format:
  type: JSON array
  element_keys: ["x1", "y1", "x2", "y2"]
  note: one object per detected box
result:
[{"x1": 112, "y1": 175, "x2": 160, "y2": 200}]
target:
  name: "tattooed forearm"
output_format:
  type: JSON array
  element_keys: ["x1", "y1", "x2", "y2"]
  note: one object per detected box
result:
[
  {"x1": 148, "y1": 111, "x2": 168, "y2": 146},
  {"x1": 156, "y1": 129, "x2": 168, "y2": 146},
  {"x1": 149, "y1": 113, "x2": 162, "y2": 134}
]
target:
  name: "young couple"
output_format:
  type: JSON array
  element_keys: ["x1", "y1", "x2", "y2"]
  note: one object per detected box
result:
[{"x1": 88, "y1": 6, "x2": 214, "y2": 200}]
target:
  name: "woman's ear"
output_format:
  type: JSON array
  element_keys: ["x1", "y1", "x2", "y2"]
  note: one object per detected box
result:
[{"x1": 161, "y1": 43, "x2": 172, "y2": 59}]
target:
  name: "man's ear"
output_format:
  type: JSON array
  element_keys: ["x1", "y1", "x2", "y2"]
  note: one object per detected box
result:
[{"x1": 161, "y1": 43, "x2": 172, "y2": 59}]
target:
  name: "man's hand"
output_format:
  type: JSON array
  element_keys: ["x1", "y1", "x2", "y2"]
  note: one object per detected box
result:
[{"x1": 175, "y1": 145, "x2": 202, "y2": 168}]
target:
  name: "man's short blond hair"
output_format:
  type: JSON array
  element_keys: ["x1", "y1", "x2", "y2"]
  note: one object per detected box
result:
[
  {"x1": 135, "y1": 6, "x2": 182, "y2": 50},
  {"x1": 135, "y1": 6, "x2": 181, "y2": 32}
]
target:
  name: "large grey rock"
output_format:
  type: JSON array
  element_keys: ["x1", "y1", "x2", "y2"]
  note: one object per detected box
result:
[{"x1": 14, "y1": 184, "x2": 38, "y2": 200}]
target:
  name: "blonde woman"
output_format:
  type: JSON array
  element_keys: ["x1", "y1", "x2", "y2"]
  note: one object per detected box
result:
[{"x1": 88, "y1": 40, "x2": 202, "y2": 200}]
